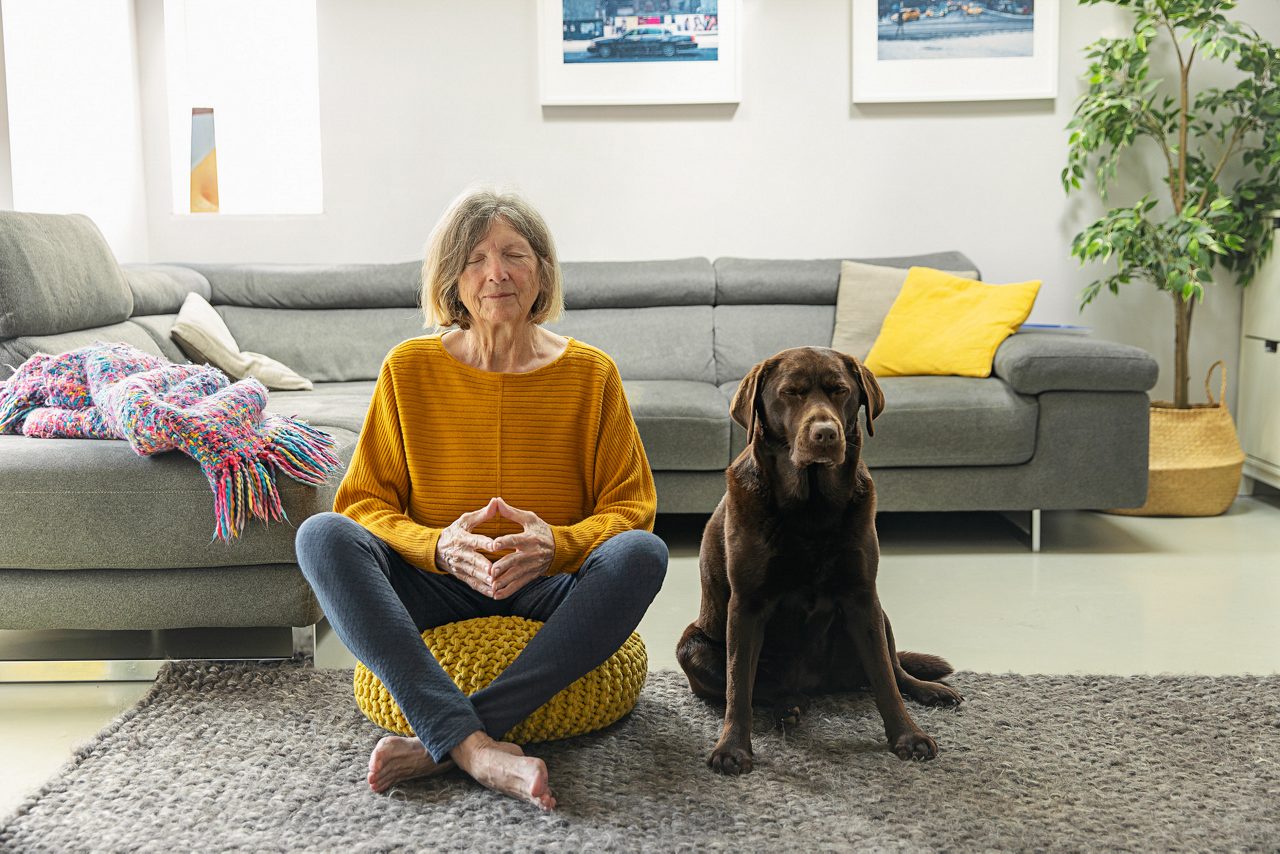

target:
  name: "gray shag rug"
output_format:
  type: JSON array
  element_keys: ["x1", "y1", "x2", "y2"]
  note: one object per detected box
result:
[{"x1": 3, "y1": 663, "x2": 1278, "y2": 852}]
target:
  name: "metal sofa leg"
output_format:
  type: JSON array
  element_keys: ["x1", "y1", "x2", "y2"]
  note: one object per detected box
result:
[
  {"x1": 0, "y1": 625, "x2": 322, "y2": 682},
  {"x1": 0, "y1": 658, "x2": 164, "y2": 682},
  {"x1": 292, "y1": 624, "x2": 317, "y2": 663},
  {"x1": 998, "y1": 509, "x2": 1042, "y2": 552}
]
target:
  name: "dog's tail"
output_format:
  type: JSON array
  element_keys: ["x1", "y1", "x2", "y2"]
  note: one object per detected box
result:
[{"x1": 898, "y1": 651, "x2": 954, "y2": 681}]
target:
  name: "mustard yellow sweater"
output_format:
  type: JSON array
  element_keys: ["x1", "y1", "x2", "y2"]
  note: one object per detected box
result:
[{"x1": 334, "y1": 334, "x2": 657, "y2": 575}]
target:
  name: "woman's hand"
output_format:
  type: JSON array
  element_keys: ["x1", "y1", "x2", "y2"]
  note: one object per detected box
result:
[
  {"x1": 489, "y1": 497, "x2": 555, "y2": 600},
  {"x1": 435, "y1": 501, "x2": 501, "y2": 595}
]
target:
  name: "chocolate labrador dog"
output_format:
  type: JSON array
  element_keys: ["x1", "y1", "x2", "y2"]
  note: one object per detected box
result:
[{"x1": 677, "y1": 346, "x2": 962, "y2": 774}]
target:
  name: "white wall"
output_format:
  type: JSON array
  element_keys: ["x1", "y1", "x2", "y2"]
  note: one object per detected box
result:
[
  {"x1": 131, "y1": 0, "x2": 1280, "y2": 406},
  {"x1": 0, "y1": 10, "x2": 13, "y2": 211}
]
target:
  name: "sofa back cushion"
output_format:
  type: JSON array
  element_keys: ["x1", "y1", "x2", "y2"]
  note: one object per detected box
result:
[
  {"x1": 714, "y1": 305, "x2": 836, "y2": 385},
  {"x1": 161, "y1": 258, "x2": 718, "y2": 382},
  {"x1": 122, "y1": 264, "x2": 211, "y2": 315},
  {"x1": 218, "y1": 306, "x2": 425, "y2": 383},
  {"x1": 548, "y1": 306, "x2": 715, "y2": 382},
  {"x1": 712, "y1": 253, "x2": 979, "y2": 383},
  {"x1": 553, "y1": 259, "x2": 716, "y2": 381},
  {"x1": 175, "y1": 263, "x2": 424, "y2": 382},
  {"x1": 0, "y1": 321, "x2": 167, "y2": 378},
  {"x1": 0, "y1": 212, "x2": 133, "y2": 338},
  {"x1": 561, "y1": 258, "x2": 714, "y2": 309},
  {"x1": 190, "y1": 262, "x2": 421, "y2": 309},
  {"x1": 713, "y1": 253, "x2": 979, "y2": 306}
]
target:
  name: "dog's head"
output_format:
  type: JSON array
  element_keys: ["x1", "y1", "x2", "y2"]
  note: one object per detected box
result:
[{"x1": 730, "y1": 347, "x2": 884, "y2": 468}]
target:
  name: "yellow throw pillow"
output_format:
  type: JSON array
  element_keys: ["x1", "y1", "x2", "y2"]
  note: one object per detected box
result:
[
  {"x1": 864, "y1": 267, "x2": 1040, "y2": 378},
  {"x1": 831, "y1": 261, "x2": 977, "y2": 361}
]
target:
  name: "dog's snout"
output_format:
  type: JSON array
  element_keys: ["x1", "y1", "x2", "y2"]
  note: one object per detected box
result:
[{"x1": 810, "y1": 420, "x2": 840, "y2": 446}]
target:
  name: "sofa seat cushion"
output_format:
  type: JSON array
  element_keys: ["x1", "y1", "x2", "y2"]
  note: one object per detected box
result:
[
  {"x1": 867, "y1": 377, "x2": 1038, "y2": 466},
  {"x1": 623, "y1": 380, "x2": 729, "y2": 471},
  {"x1": 268, "y1": 382, "x2": 377, "y2": 433},
  {"x1": 0, "y1": 430, "x2": 356, "y2": 570},
  {"x1": 721, "y1": 376, "x2": 1037, "y2": 468}
]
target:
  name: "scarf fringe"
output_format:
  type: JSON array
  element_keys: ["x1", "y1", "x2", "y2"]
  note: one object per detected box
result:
[
  {"x1": 211, "y1": 455, "x2": 284, "y2": 541},
  {"x1": 210, "y1": 419, "x2": 340, "y2": 540},
  {"x1": 0, "y1": 396, "x2": 32, "y2": 434},
  {"x1": 264, "y1": 417, "x2": 341, "y2": 484}
]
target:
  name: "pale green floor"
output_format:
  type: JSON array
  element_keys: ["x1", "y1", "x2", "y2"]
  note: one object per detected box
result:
[{"x1": 3, "y1": 497, "x2": 1279, "y2": 817}]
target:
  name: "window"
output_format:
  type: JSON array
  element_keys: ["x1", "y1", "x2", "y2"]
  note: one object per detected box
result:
[
  {"x1": 163, "y1": 0, "x2": 323, "y2": 215},
  {"x1": 2, "y1": 0, "x2": 149, "y2": 258}
]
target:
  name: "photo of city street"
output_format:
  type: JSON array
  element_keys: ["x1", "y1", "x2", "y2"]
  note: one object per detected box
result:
[
  {"x1": 561, "y1": 1, "x2": 719, "y2": 64},
  {"x1": 878, "y1": 1, "x2": 1035, "y2": 60}
]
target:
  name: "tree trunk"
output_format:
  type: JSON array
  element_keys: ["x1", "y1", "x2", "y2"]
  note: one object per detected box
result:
[{"x1": 1173, "y1": 291, "x2": 1194, "y2": 408}]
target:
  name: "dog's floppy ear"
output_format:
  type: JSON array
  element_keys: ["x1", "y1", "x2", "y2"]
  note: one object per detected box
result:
[
  {"x1": 839, "y1": 352, "x2": 885, "y2": 438},
  {"x1": 730, "y1": 359, "x2": 773, "y2": 442}
]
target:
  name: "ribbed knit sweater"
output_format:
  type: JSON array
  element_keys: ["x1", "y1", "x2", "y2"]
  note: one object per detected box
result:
[{"x1": 334, "y1": 334, "x2": 657, "y2": 575}]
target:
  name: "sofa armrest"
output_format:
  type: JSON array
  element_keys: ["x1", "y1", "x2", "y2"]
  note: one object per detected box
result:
[{"x1": 992, "y1": 333, "x2": 1158, "y2": 395}]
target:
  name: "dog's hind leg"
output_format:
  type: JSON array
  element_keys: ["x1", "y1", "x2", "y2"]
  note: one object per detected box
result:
[
  {"x1": 769, "y1": 692, "x2": 809, "y2": 731},
  {"x1": 676, "y1": 623, "x2": 726, "y2": 700},
  {"x1": 898, "y1": 651, "x2": 953, "y2": 681},
  {"x1": 760, "y1": 606, "x2": 834, "y2": 731},
  {"x1": 885, "y1": 615, "x2": 964, "y2": 707}
]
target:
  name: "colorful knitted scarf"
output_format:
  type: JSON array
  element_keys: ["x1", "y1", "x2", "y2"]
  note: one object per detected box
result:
[{"x1": 0, "y1": 343, "x2": 340, "y2": 540}]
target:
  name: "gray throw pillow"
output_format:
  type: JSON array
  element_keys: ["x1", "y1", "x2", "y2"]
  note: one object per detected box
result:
[
  {"x1": 171, "y1": 292, "x2": 313, "y2": 391},
  {"x1": 831, "y1": 260, "x2": 977, "y2": 361}
]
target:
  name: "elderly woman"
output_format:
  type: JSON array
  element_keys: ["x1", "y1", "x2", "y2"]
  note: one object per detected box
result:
[{"x1": 295, "y1": 189, "x2": 667, "y2": 811}]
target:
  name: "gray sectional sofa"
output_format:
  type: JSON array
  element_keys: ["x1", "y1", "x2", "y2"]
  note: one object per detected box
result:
[{"x1": 0, "y1": 212, "x2": 1158, "y2": 663}]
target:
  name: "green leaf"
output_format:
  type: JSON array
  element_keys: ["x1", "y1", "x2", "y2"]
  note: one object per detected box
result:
[{"x1": 1064, "y1": 0, "x2": 1276, "y2": 317}]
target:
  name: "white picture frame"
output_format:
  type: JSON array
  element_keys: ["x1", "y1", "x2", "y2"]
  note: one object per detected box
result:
[
  {"x1": 537, "y1": 0, "x2": 742, "y2": 106},
  {"x1": 851, "y1": 0, "x2": 1058, "y2": 103}
]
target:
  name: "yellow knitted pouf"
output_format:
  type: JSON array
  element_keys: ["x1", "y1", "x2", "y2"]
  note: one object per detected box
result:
[{"x1": 353, "y1": 615, "x2": 648, "y2": 744}]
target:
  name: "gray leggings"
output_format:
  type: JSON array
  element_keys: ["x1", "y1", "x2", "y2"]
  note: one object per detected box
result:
[{"x1": 295, "y1": 512, "x2": 668, "y2": 761}]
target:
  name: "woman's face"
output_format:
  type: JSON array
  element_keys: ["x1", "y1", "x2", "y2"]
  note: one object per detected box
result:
[{"x1": 457, "y1": 218, "x2": 541, "y2": 331}]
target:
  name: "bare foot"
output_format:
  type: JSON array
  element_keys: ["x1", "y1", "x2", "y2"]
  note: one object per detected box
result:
[
  {"x1": 451, "y1": 731, "x2": 556, "y2": 811},
  {"x1": 367, "y1": 736, "x2": 454, "y2": 793}
]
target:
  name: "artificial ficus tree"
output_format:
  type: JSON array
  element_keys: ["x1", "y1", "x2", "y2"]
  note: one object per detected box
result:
[{"x1": 1064, "y1": 0, "x2": 1280, "y2": 407}]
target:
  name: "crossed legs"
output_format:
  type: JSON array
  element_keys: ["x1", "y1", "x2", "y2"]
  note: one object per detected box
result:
[{"x1": 295, "y1": 512, "x2": 667, "y2": 807}]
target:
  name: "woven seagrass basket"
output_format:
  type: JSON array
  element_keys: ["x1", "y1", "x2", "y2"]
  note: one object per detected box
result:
[{"x1": 1111, "y1": 361, "x2": 1244, "y2": 517}]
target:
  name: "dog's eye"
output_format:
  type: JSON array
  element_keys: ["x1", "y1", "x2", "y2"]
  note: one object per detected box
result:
[
  {"x1": 829, "y1": 386, "x2": 850, "y2": 396},
  {"x1": 779, "y1": 388, "x2": 801, "y2": 397}
]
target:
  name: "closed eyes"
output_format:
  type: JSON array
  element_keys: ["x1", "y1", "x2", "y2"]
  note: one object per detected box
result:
[
  {"x1": 779, "y1": 386, "x2": 848, "y2": 397},
  {"x1": 466, "y1": 251, "x2": 529, "y2": 265}
]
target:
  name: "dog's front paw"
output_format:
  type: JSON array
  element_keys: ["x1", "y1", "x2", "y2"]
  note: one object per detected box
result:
[
  {"x1": 707, "y1": 741, "x2": 753, "y2": 775},
  {"x1": 905, "y1": 680, "x2": 964, "y2": 707},
  {"x1": 890, "y1": 730, "x2": 938, "y2": 761}
]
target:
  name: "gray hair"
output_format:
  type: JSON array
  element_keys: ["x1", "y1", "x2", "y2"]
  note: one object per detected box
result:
[{"x1": 420, "y1": 187, "x2": 564, "y2": 330}]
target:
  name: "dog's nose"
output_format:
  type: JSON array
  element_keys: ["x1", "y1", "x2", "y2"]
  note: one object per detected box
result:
[{"x1": 810, "y1": 421, "x2": 840, "y2": 446}]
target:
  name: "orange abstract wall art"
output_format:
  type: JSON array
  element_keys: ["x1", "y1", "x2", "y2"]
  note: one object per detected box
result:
[{"x1": 190, "y1": 107, "x2": 219, "y2": 213}]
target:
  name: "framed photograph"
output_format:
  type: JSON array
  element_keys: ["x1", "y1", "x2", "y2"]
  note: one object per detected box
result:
[
  {"x1": 538, "y1": 0, "x2": 741, "y2": 106},
  {"x1": 851, "y1": 0, "x2": 1058, "y2": 103}
]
